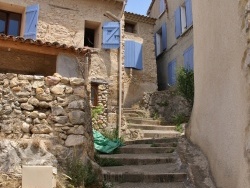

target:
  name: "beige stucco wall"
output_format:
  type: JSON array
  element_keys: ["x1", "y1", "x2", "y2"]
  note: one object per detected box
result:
[
  {"x1": 123, "y1": 21, "x2": 157, "y2": 107},
  {"x1": 188, "y1": 0, "x2": 250, "y2": 187}
]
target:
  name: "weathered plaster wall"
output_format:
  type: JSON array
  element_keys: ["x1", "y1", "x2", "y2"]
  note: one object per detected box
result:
[
  {"x1": 188, "y1": 0, "x2": 250, "y2": 187},
  {"x1": 0, "y1": 49, "x2": 56, "y2": 76},
  {"x1": 124, "y1": 21, "x2": 157, "y2": 107},
  {"x1": 153, "y1": 0, "x2": 193, "y2": 90}
]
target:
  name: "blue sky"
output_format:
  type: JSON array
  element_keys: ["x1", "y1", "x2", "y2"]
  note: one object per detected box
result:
[{"x1": 125, "y1": 0, "x2": 152, "y2": 16}]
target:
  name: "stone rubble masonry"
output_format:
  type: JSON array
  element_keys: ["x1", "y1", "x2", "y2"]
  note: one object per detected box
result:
[
  {"x1": 91, "y1": 83, "x2": 109, "y2": 131},
  {"x1": 0, "y1": 73, "x2": 93, "y2": 150},
  {"x1": 139, "y1": 90, "x2": 192, "y2": 123}
]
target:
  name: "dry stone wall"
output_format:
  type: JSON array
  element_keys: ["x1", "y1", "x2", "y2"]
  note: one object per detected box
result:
[
  {"x1": 0, "y1": 73, "x2": 93, "y2": 151},
  {"x1": 140, "y1": 90, "x2": 192, "y2": 123}
]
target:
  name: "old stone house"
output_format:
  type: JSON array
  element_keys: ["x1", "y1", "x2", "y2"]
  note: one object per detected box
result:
[
  {"x1": 0, "y1": 0, "x2": 157, "y2": 135},
  {"x1": 147, "y1": 0, "x2": 193, "y2": 90},
  {"x1": 186, "y1": 0, "x2": 250, "y2": 187}
]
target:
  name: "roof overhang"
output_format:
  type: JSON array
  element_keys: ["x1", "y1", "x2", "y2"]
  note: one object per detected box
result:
[
  {"x1": 124, "y1": 12, "x2": 156, "y2": 25},
  {"x1": 0, "y1": 34, "x2": 90, "y2": 56}
]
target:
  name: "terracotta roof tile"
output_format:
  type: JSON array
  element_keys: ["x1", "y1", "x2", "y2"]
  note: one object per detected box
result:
[{"x1": 0, "y1": 34, "x2": 90, "y2": 54}]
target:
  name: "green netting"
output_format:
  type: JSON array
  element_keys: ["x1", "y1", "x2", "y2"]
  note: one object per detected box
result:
[{"x1": 93, "y1": 129, "x2": 122, "y2": 154}]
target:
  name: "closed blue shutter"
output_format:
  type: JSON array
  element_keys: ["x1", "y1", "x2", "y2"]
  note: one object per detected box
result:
[
  {"x1": 185, "y1": 0, "x2": 193, "y2": 27},
  {"x1": 175, "y1": 7, "x2": 181, "y2": 38},
  {"x1": 162, "y1": 23, "x2": 167, "y2": 51},
  {"x1": 154, "y1": 34, "x2": 157, "y2": 57},
  {"x1": 168, "y1": 60, "x2": 176, "y2": 86},
  {"x1": 125, "y1": 40, "x2": 135, "y2": 68},
  {"x1": 125, "y1": 40, "x2": 143, "y2": 70},
  {"x1": 24, "y1": 4, "x2": 39, "y2": 40},
  {"x1": 135, "y1": 42, "x2": 143, "y2": 70},
  {"x1": 184, "y1": 45, "x2": 194, "y2": 70},
  {"x1": 160, "y1": 0, "x2": 165, "y2": 15},
  {"x1": 102, "y1": 22, "x2": 120, "y2": 49}
]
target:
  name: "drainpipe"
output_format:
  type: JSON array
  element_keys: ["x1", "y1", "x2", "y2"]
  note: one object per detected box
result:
[{"x1": 118, "y1": 0, "x2": 127, "y2": 138}]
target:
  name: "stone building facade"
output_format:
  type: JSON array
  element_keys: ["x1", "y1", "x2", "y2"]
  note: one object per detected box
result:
[
  {"x1": 148, "y1": 0, "x2": 193, "y2": 90},
  {"x1": 0, "y1": 0, "x2": 157, "y2": 134},
  {"x1": 187, "y1": 0, "x2": 250, "y2": 187}
]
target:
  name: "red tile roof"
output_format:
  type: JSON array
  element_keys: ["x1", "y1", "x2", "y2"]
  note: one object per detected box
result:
[{"x1": 0, "y1": 34, "x2": 90, "y2": 55}]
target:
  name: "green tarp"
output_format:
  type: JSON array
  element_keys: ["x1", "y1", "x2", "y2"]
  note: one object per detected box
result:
[{"x1": 93, "y1": 129, "x2": 122, "y2": 154}]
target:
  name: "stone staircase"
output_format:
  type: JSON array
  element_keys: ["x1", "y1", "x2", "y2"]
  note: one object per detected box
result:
[
  {"x1": 124, "y1": 108, "x2": 180, "y2": 139},
  {"x1": 99, "y1": 109, "x2": 187, "y2": 188}
]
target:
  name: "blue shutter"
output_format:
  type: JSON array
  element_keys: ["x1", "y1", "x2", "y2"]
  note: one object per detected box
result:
[
  {"x1": 160, "y1": 0, "x2": 165, "y2": 14},
  {"x1": 168, "y1": 63, "x2": 172, "y2": 85},
  {"x1": 135, "y1": 42, "x2": 143, "y2": 70},
  {"x1": 185, "y1": 0, "x2": 193, "y2": 27},
  {"x1": 162, "y1": 23, "x2": 167, "y2": 51},
  {"x1": 125, "y1": 40, "x2": 143, "y2": 70},
  {"x1": 102, "y1": 22, "x2": 120, "y2": 49},
  {"x1": 154, "y1": 34, "x2": 157, "y2": 57},
  {"x1": 125, "y1": 40, "x2": 135, "y2": 68},
  {"x1": 168, "y1": 60, "x2": 176, "y2": 86},
  {"x1": 24, "y1": 4, "x2": 39, "y2": 40},
  {"x1": 172, "y1": 61, "x2": 176, "y2": 84},
  {"x1": 175, "y1": 7, "x2": 181, "y2": 38},
  {"x1": 184, "y1": 45, "x2": 194, "y2": 70}
]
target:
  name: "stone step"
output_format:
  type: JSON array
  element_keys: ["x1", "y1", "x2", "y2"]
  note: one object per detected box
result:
[
  {"x1": 126, "y1": 118, "x2": 169, "y2": 125},
  {"x1": 128, "y1": 123, "x2": 176, "y2": 131},
  {"x1": 112, "y1": 182, "x2": 186, "y2": 188},
  {"x1": 125, "y1": 138, "x2": 179, "y2": 145},
  {"x1": 142, "y1": 130, "x2": 180, "y2": 139},
  {"x1": 124, "y1": 113, "x2": 141, "y2": 117},
  {"x1": 99, "y1": 153, "x2": 176, "y2": 165},
  {"x1": 123, "y1": 110, "x2": 146, "y2": 117},
  {"x1": 102, "y1": 163, "x2": 186, "y2": 183},
  {"x1": 118, "y1": 144, "x2": 176, "y2": 154}
]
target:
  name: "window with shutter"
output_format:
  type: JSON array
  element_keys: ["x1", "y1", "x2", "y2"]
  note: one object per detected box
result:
[
  {"x1": 24, "y1": 4, "x2": 39, "y2": 40},
  {"x1": 175, "y1": 7, "x2": 181, "y2": 38},
  {"x1": 102, "y1": 22, "x2": 120, "y2": 49},
  {"x1": 185, "y1": 0, "x2": 193, "y2": 27},
  {"x1": 168, "y1": 60, "x2": 176, "y2": 86},
  {"x1": 159, "y1": 0, "x2": 165, "y2": 15},
  {"x1": 0, "y1": 10, "x2": 22, "y2": 36},
  {"x1": 125, "y1": 40, "x2": 143, "y2": 70},
  {"x1": 155, "y1": 23, "x2": 167, "y2": 57},
  {"x1": 184, "y1": 45, "x2": 194, "y2": 70},
  {"x1": 175, "y1": 0, "x2": 192, "y2": 38}
]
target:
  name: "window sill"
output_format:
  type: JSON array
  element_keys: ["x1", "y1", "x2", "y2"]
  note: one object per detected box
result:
[
  {"x1": 178, "y1": 24, "x2": 193, "y2": 38},
  {"x1": 158, "y1": 10, "x2": 166, "y2": 19}
]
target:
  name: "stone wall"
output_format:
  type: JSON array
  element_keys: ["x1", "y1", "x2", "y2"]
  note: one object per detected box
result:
[
  {"x1": 0, "y1": 72, "x2": 94, "y2": 156},
  {"x1": 139, "y1": 90, "x2": 191, "y2": 123},
  {"x1": 91, "y1": 83, "x2": 109, "y2": 130}
]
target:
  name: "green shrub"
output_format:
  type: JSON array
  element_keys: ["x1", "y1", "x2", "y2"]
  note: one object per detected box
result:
[
  {"x1": 94, "y1": 153, "x2": 123, "y2": 167},
  {"x1": 91, "y1": 105, "x2": 104, "y2": 119},
  {"x1": 177, "y1": 67, "x2": 194, "y2": 104},
  {"x1": 100, "y1": 128, "x2": 124, "y2": 144},
  {"x1": 66, "y1": 157, "x2": 97, "y2": 187}
]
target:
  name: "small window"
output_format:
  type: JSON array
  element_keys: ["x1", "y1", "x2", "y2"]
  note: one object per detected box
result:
[
  {"x1": 155, "y1": 29, "x2": 163, "y2": 56},
  {"x1": 180, "y1": 5, "x2": 187, "y2": 33},
  {"x1": 125, "y1": 22, "x2": 136, "y2": 33},
  {"x1": 0, "y1": 10, "x2": 21, "y2": 36},
  {"x1": 91, "y1": 83, "x2": 98, "y2": 106},
  {"x1": 155, "y1": 23, "x2": 167, "y2": 56},
  {"x1": 84, "y1": 20, "x2": 101, "y2": 48}
]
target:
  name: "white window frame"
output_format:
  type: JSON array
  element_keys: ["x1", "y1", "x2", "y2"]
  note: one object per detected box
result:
[
  {"x1": 180, "y1": 5, "x2": 187, "y2": 33},
  {"x1": 156, "y1": 28, "x2": 163, "y2": 56}
]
